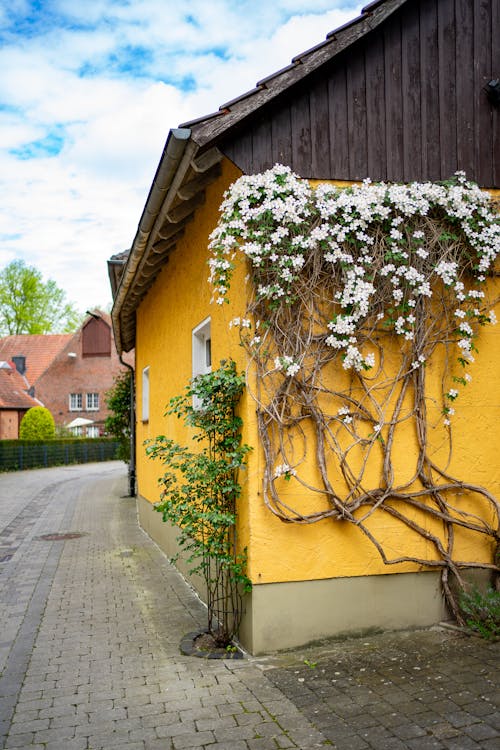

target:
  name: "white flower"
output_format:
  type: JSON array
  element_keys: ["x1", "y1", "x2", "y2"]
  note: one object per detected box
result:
[{"x1": 273, "y1": 463, "x2": 297, "y2": 479}]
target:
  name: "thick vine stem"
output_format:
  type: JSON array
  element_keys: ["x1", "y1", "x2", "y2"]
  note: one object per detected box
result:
[{"x1": 211, "y1": 167, "x2": 500, "y2": 619}]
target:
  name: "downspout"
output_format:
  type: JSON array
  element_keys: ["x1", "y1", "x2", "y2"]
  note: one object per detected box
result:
[{"x1": 119, "y1": 355, "x2": 136, "y2": 497}]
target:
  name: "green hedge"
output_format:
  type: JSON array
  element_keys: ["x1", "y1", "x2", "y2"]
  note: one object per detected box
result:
[{"x1": 0, "y1": 438, "x2": 120, "y2": 472}]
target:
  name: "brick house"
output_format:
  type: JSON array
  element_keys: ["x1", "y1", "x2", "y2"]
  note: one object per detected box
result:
[
  {"x1": 0, "y1": 362, "x2": 41, "y2": 439},
  {"x1": 0, "y1": 311, "x2": 132, "y2": 437}
]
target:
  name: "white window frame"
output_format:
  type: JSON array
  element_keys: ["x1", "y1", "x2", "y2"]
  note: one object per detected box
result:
[
  {"x1": 192, "y1": 318, "x2": 211, "y2": 378},
  {"x1": 142, "y1": 366, "x2": 150, "y2": 422},
  {"x1": 69, "y1": 393, "x2": 82, "y2": 411},
  {"x1": 86, "y1": 425, "x2": 99, "y2": 438},
  {"x1": 86, "y1": 392, "x2": 99, "y2": 411},
  {"x1": 192, "y1": 318, "x2": 211, "y2": 408}
]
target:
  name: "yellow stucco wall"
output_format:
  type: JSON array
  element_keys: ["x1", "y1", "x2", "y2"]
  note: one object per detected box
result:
[{"x1": 135, "y1": 165, "x2": 499, "y2": 589}]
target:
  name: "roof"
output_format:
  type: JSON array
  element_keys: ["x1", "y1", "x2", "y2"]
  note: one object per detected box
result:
[
  {"x1": 0, "y1": 364, "x2": 40, "y2": 409},
  {"x1": 109, "y1": 0, "x2": 409, "y2": 353},
  {"x1": 182, "y1": 0, "x2": 405, "y2": 149},
  {"x1": 0, "y1": 334, "x2": 73, "y2": 385}
]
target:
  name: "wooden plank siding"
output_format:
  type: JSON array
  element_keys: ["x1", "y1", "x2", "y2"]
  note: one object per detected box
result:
[{"x1": 221, "y1": 0, "x2": 499, "y2": 187}]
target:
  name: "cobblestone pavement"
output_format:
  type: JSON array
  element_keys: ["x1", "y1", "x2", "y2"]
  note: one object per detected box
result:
[{"x1": 0, "y1": 463, "x2": 498, "y2": 750}]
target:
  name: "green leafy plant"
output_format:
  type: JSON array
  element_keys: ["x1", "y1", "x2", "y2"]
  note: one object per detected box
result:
[
  {"x1": 459, "y1": 586, "x2": 500, "y2": 639},
  {"x1": 105, "y1": 370, "x2": 132, "y2": 462},
  {"x1": 19, "y1": 406, "x2": 55, "y2": 440},
  {"x1": 145, "y1": 359, "x2": 252, "y2": 646}
]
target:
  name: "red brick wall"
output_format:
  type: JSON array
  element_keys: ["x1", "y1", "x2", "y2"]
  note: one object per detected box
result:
[{"x1": 34, "y1": 328, "x2": 132, "y2": 433}]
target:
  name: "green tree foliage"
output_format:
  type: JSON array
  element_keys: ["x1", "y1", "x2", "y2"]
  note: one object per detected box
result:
[
  {"x1": 105, "y1": 370, "x2": 132, "y2": 462},
  {"x1": 0, "y1": 260, "x2": 81, "y2": 335},
  {"x1": 19, "y1": 407, "x2": 56, "y2": 440}
]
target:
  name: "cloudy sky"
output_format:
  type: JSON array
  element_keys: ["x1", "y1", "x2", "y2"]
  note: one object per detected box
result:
[{"x1": 0, "y1": 0, "x2": 364, "y2": 314}]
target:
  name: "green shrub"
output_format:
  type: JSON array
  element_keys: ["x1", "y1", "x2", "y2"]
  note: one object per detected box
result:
[
  {"x1": 19, "y1": 406, "x2": 56, "y2": 440},
  {"x1": 19, "y1": 407, "x2": 56, "y2": 440},
  {"x1": 459, "y1": 586, "x2": 500, "y2": 640}
]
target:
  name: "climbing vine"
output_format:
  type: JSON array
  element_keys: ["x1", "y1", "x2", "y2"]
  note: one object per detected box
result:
[
  {"x1": 145, "y1": 360, "x2": 252, "y2": 646},
  {"x1": 209, "y1": 165, "x2": 500, "y2": 621}
]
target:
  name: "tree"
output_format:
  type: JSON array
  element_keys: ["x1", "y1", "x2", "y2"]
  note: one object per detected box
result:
[
  {"x1": 19, "y1": 407, "x2": 56, "y2": 440},
  {"x1": 105, "y1": 370, "x2": 132, "y2": 462},
  {"x1": 0, "y1": 260, "x2": 81, "y2": 335}
]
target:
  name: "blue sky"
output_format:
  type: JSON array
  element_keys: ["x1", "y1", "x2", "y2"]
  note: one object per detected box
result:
[{"x1": 0, "y1": 0, "x2": 364, "y2": 312}]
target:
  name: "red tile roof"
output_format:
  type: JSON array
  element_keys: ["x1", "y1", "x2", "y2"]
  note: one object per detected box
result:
[
  {"x1": 0, "y1": 334, "x2": 73, "y2": 385},
  {"x1": 0, "y1": 364, "x2": 39, "y2": 409}
]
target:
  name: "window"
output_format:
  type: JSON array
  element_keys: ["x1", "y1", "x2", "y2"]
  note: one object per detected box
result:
[
  {"x1": 86, "y1": 393, "x2": 99, "y2": 411},
  {"x1": 192, "y1": 318, "x2": 211, "y2": 408},
  {"x1": 142, "y1": 366, "x2": 150, "y2": 422},
  {"x1": 87, "y1": 426, "x2": 99, "y2": 438},
  {"x1": 192, "y1": 318, "x2": 211, "y2": 378},
  {"x1": 69, "y1": 393, "x2": 82, "y2": 411}
]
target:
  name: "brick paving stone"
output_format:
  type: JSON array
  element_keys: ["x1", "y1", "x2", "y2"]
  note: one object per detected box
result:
[{"x1": 1, "y1": 464, "x2": 499, "y2": 750}]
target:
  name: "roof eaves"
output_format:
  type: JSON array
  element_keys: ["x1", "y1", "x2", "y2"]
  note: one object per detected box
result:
[{"x1": 111, "y1": 129, "x2": 198, "y2": 353}]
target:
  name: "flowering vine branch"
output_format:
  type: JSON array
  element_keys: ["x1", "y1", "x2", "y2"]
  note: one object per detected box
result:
[{"x1": 209, "y1": 165, "x2": 500, "y2": 621}]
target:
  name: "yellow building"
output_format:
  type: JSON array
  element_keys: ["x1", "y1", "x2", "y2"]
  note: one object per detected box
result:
[{"x1": 110, "y1": 0, "x2": 499, "y2": 654}]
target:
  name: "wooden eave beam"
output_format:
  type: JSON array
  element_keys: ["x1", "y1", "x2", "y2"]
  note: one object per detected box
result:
[{"x1": 165, "y1": 192, "x2": 205, "y2": 224}]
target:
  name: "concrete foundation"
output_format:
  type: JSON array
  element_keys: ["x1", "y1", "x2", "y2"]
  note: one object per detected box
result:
[{"x1": 137, "y1": 494, "x2": 448, "y2": 655}]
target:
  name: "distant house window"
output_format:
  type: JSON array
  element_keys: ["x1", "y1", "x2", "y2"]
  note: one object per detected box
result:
[
  {"x1": 142, "y1": 366, "x2": 150, "y2": 422},
  {"x1": 87, "y1": 426, "x2": 99, "y2": 438},
  {"x1": 69, "y1": 393, "x2": 82, "y2": 411},
  {"x1": 86, "y1": 393, "x2": 99, "y2": 411},
  {"x1": 192, "y1": 318, "x2": 211, "y2": 408}
]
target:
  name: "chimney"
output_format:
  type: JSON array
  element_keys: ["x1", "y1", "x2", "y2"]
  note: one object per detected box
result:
[{"x1": 12, "y1": 355, "x2": 26, "y2": 375}]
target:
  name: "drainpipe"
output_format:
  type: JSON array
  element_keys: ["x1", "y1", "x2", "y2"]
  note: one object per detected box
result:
[{"x1": 119, "y1": 355, "x2": 136, "y2": 497}]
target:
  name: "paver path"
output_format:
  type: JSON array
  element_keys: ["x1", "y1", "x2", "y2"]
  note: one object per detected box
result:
[
  {"x1": 0, "y1": 462, "x2": 498, "y2": 750},
  {"x1": 0, "y1": 463, "x2": 326, "y2": 749}
]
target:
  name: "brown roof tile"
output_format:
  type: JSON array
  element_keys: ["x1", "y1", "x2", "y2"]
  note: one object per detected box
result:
[
  {"x1": 0, "y1": 334, "x2": 73, "y2": 385},
  {"x1": 0, "y1": 365, "x2": 39, "y2": 409}
]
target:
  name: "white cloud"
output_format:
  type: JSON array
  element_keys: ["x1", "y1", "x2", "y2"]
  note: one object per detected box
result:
[{"x1": 0, "y1": 0, "x2": 364, "y2": 314}]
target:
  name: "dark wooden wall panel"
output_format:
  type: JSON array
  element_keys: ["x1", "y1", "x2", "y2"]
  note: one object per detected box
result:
[
  {"x1": 328, "y1": 67, "x2": 349, "y2": 177},
  {"x1": 365, "y1": 32, "x2": 386, "y2": 180},
  {"x1": 291, "y1": 90, "x2": 312, "y2": 176},
  {"x1": 310, "y1": 78, "x2": 330, "y2": 179},
  {"x1": 383, "y1": 13, "x2": 404, "y2": 182},
  {"x1": 455, "y1": 0, "x2": 476, "y2": 178},
  {"x1": 493, "y1": 0, "x2": 500, "y2": 185},
  {"x1": 221, "y1": 0, "x2": 498, "y2": 188},
  {"x1": 438, "y1": 0, "x2": 457, "y2": 178},
  {"x1": 252, "y1": 117, "x2": 273, "y2": 172},
  {"x1": 401, "y1": 1, "x2": 422, "y2": 181},
  {"x1": 347, "y1": 53, "x2": 368, "y2": 180},
  {"x1": 419, "y1": 0, "x2": 440, "y2": 180},
  {"x1": 474, "y1": 0, "x2": 494, "y2": 187},
  {"x1": 271, "y1": 106, "x2": 292, "y2": 166}
]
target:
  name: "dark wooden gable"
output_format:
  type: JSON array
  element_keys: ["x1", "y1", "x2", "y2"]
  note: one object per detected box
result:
[
  {"x1": 82, "y1": 317, "x2": 111, "y2": 357},
  {"x1": 220, "y1": 0, "x2": 499, "y2": 187}
]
